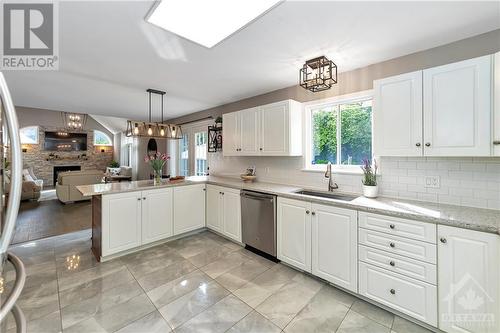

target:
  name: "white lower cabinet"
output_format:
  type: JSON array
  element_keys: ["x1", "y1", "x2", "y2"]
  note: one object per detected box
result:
[
  {"x1": 359, "y1": 262, "x2": 438, "y2": 325},
  {"x1": 141, "y1": 188, "x2": 173, "y2": 244},
  {"x1": 206, "y1": 185, "x2": 241, "y2": 242},
  {"x1": 438, "y1": 225, "x2": 500, "y2": 333},
  {"x1": 102, "y1": 191, "x2": 143, "y2": 256},
  {"x1": 173, "y1": 184, "x2": 206, "y2": 235},
  {"x1": 277, "y1": 197, "x2": 311, "y2": 272},
  {"x1": 311, "y1": 204, "x2": 358, "y2": 293}
]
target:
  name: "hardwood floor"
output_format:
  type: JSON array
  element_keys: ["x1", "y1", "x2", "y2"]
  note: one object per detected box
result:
[{"x1": 12, "y1": 191, "x2": 91, "y2": 244}]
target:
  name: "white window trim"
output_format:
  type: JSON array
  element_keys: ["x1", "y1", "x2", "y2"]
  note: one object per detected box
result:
[
  {"x1": 176, "y1": 119, "x2": 213, "y2": 176},
  {"x1": 302, "y1": 90, "x2": 373, "y2": 174}
]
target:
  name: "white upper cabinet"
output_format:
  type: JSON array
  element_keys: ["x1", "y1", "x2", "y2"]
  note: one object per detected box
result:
[
  {"x1": 423, "y1": 55, "x2": 491, "y2": 156},
  {"x1": 374, "y1": 71, "x2": 423, "y2": 156},
  {"x1": 374, "y1": 55, "x2": 493, "y2": 157},
  {"x1": 494, "y1": 52, "x2": 500, "y2": 156},
  {"x1": 438, "y1": 225, "x2": 499, "y2": 333},
  {"x1": 222, "y1": 100, "x2": 302, "y2": 156}
]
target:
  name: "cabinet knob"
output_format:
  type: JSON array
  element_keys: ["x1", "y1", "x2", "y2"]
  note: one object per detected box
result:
[
  {"x1": 311, "y1": 212, "x2": 316, "y2": 216},
  {"x1": 389, "y1": 224, "x2": 395, "y2": 229},
  {"x1": 415, "y1": 143, "x2": 421, "y2": 147},
  {"x1": 137, "y1": 198, "x2": 141, "y2": 201},
  {"x1": 221, "y1": 192, "x2": 224, "y2": 195},
  {"x1": 389, "y1": 242, "x2": 395, "y2": 248},
  {"x1": 425, "y1": 143, "x2": 431, "y2": 147},
  {"x1": 306, "y1": 210, "x2": 310, "y2": 214},
  {"x1": 390, "y1": 289, "x2": 396, "y2": 295},
  {"x1": 203, "y1": 188, "x2": 206, "y2": 191},
  {"x1": 494, "y1": 141, "x2": 500, "y2": 145},
  {"x1": 259, "y1": 148, "x2": 263, "y2": 151},
  {"x1": 440, "y1": 237, "x2": 447, "y2": 244},
  {"x1": 143, "y1": 197, "x2": 146, "y2": 200},
  {"x1": 389, "y1": 261, "x2": 395, "y2": 267}
]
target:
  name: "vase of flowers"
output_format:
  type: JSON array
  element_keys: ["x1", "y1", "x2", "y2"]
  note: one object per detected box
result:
[
  {"x1": 144, "y1": 152, "x2": 169, "y2": 185},
  {"x1": 361, "y1": 158, "x2": 378, "y2": 198}
]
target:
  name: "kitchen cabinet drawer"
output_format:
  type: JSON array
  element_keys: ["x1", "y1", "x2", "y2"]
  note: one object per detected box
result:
[
  {"x1": 359, "y1": 245, "x2": 436, "y2": 284},
  {"x1": 359, "y1": 212, "x2": 435, "y2": 244},
  {"x1": 359, "y1": 262, "x2": 437, "y2": 326},
  {"x1": 359, "y1": 228, "x2": 436, "y2": 264}
]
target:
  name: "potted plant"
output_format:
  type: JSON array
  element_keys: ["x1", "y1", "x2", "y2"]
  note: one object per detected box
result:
[
  {"x1": 361, "y1": 158, "x2": 378, "y2": 198},
  {"x1": 144, "y1": 152, "x2": 170, "y2": 185}
]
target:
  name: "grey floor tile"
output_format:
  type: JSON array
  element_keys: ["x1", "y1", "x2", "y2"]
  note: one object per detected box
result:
[
  {"x1": 57, "y1": 259, "x2": 125, "y2": 292},
  {"x1": 228, "y1": 310, "x2": 282, "y2": 333},
  {"x1": 147, "y1": 269, "x2": 212, "y2": 308},
  {"x1": 115, "y1": 310, "x2": 172, "y2": 333},
  {"x1": 175, "y1": 295, "x2": 252, "y2": 333},
  {"x1": 158, "y1": 280, "x2": 229, "y2": 329},
  {"x1": 200, "y1": 251, "x2": 251, "y2": 279},
  {"x1": 25, "y1": 310, "x2": 62, "y2": 333},
  {"x1": 215, "y1": 259, "x2": 270, "y2": 291},
  {"x1": 337, "y1": 310, "x2": 391, "y2": 333},
  {"x1": 136, "y1": 259, "x2": 197, "y2": 291},
  {"x1": 284, "y1": 284, "x2": 350, "y2": 333},
  {"x1": 351, "y1": 299, "x2": 395, "y2": 328},
  {"x1": 125, "y1": 250, "x2": 185, "y2": 278},
  {"x1": 187, "y1": 245, "x2": 235, "y2": 268},
  {"x1": 255, "y1": 274, "x2": 324, "y2": 329},
  {"x1": 391, "y1": 316, "x2": 434, "y2": 333}
]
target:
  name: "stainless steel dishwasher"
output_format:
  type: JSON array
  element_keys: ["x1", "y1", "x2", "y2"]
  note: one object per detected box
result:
[{"x1": 241, "y1": 190, "x2": 277, "y2": 258}]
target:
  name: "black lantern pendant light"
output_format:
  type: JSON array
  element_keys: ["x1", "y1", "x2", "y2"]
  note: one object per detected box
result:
[
  {"x1": 126, "y1": 89, "x2": 183, "y2": 139},
  {"x1": 299, "y1": 56, "x2": 337, "y2": 92}
]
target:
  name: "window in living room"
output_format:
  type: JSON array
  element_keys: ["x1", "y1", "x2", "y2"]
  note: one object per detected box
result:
[
  {"x1": 94, "y1": 130, "x2": 112, "y2": 146},
  {"x1": 20, "y1": 126, "x2": 39, "y2": 144},
  {"x1": 179, "y1": 133, "x2": 189, "y2": 176}
]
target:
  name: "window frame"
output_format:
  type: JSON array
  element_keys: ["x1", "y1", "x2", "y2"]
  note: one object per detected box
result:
[
  {"x1": 175, "y1": 119, "x2": 212, "y2": 177},
  {"x1": 93, "y1": 130, "x2": 113, "y2": 146},
  {"x1": 303, "y1": 90, "x2": 373, "y2": 174},
  {"x1": 20, "y1": 126, "x2": 39, "y2": 144}
]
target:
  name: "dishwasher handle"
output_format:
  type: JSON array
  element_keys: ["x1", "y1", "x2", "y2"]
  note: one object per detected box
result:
[{"x1": 240, "y1": 191, "x2": 275, "y2": 201}]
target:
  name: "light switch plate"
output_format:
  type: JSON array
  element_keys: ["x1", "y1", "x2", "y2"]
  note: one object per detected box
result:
[{"x1": 425, "y1": 176, "x2": 440, "y2": 188}]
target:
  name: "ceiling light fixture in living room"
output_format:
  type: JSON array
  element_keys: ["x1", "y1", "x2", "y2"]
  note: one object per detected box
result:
[
  {"x1": 61, "y1": 112, "x2": 87, "y2": 131},
  {"x1": 126, "y1": 89, "x2": 183, "y2": 139}
]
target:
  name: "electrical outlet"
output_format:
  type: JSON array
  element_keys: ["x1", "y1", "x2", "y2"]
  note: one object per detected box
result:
[{"x1": 424, "y1": 176, "x2": 440, "y2": 189}]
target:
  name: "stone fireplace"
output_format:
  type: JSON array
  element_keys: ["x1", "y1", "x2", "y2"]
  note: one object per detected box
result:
[{"x1": 53, "y1": 165, "x2": 81, "y2": 185}]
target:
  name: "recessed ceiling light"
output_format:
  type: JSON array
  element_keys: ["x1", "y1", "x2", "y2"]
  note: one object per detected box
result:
[{"x1": 146, "y1": 0, "x2": 282, "y2": 48}]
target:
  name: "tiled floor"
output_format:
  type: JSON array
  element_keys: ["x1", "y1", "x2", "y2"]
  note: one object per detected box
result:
[
  {"x1": 2, "y1": 230, "x2": 434, "y2": 333},
  {"x1": 12, "y1": 191, "x2": 91, "y2": 244}
]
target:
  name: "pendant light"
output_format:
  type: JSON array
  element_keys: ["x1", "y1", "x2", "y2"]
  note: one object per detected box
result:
[{"x1": 126, "y1": 89, "x2": 183, "y2": 139}]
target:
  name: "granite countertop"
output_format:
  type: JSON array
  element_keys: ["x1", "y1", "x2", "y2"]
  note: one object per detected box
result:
[{"x1": 77, "y1": 176, "x2": 500, "y2": 235}]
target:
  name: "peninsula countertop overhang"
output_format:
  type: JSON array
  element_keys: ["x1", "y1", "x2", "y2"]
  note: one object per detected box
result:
[{"x1": 77, "y1": 176, "x2": 500, "y2": 235}]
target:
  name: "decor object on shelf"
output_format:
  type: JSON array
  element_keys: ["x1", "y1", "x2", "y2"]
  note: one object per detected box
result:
[
  {"x1": 299, "y1": 56, "x2": 337, "y2": 92},
  {"x1": 240, "y1": 166, "x2": 256, "y2": 182},
  {"x1": 126, "y1": 89, "x2": 183, "y2": 139},
  {"x1": 208, "y1": 125, "x2": 222, "y2": 152},
  {"x1": 361, "y1": 158, "x2": 378, "y2": 198},
  {"x1": 61, "y1": 112, "x2": 87, "y2": 131},
  {"x1": 144, "y1": 152, "x2": 170, "y2": 184}
]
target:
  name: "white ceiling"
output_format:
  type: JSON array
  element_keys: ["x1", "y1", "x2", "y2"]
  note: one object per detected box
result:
[{"x1": 5, "y1": 1, "x2": 500, "y2": 122}]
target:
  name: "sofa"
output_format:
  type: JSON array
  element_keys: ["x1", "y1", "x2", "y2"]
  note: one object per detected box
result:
[
  {"x1": 105, "y1": 166, "x2": 132, "y2": 182},
  {"x1": 56, "y1": 170, "x2": 104, "y2": 203},
  {"x1": 5, "y1": 168, "x2": 43, "y2": 201}
]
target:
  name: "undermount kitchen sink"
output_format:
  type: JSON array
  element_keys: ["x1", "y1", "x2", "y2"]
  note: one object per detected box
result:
[{"x1": 294, "y1": 190, "x2": 358, "y2": 202}]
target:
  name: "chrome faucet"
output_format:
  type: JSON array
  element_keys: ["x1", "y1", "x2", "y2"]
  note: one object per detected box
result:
[{"x1": 325, "y1": 162, "x2": 338, "y2": 192}]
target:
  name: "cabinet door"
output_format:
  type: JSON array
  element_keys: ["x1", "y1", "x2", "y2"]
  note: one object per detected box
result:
[
  {"x1": 102, "y1": 192, "x2": 142, "y2": 256},
  {"x1": 373, "y1": 71, "x2": 423, "y2": 156},
  {"x1": 277, "y1": 197, "x2": 311, "y2": 272},
  {"x1": 438, "y1": 225, "x2": 499, "y2": 333},
  {"x1": 206, "y1": 185, "x2": 222, "y2": 232},
  {"x1": 423, "y1": 55, "x2": 491, "y2": 156},
  {"x1": 223, "y1": 112, "x2": 240, "y2": 156},
  {"x1": 142, "y1": 188, "x2": 173, "y2": 244},
  {"x1": 311, "y1": 204, "x2": 358, "y2": 292},
  {"x1": 240, "y1": 107, "x2": 260, "y2": 155},
  {"x1": 260, "y1": 102, "x2": 289, "y2": 155},
  {"x1": 494, "y1": 52, "x2": 500, "y2": 156},
  {"x1": 221, "y1": 188, "x2": 241, "y2": 242},
  {"x1": 173, "y1": 184, "x2": 206, "y2": 235}
]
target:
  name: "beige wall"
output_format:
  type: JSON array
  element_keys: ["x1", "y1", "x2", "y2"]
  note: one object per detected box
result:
[{"x1": 169, "y1": 29, "x2": 500, "y2": 124}]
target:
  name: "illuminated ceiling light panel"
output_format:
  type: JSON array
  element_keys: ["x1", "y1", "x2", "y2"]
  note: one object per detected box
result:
[{"x1": 147, "y1": 0, "x2": 282, "y2": 48}]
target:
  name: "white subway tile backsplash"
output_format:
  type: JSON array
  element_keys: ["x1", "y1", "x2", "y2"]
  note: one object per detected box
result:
[{"x1": 210, "y1": 154, "x2": 500, "y2": 210}]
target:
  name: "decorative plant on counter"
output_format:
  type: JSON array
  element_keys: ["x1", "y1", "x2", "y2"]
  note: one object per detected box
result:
[
  {"x1": 360, "y1": 158, "x2": 378, "y2": 198},
  {"x1": 144, "y1": 152, "x2": 170, "y2": 184}
]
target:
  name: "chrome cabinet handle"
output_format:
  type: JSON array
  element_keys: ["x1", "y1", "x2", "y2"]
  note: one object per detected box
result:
[
  {"x1": 415, "y1": 143, "x2": 421, "y2": 147},
  {"x1": 440, "y1": 237, "x2": 447, "y2": 244},
  {"x1": 425, "y1": 143, "x2": 431, "y2": 147},
  {"x1": 137, "y1": 198, "x2": 141, "y2": 201},
  {"x1": 389, "y1": 261, "x2": 395, "y2": 267},
  {"x1": 143, "y1": 197, "x2": 146, "y2": 200},
  {"x1": 493, "y1": 141, "x2": 500, "y2": 145},
  {"x1": 389, "y1": 224, "x2": 395, "y2": 229},
  {"x1": 0, "y1": 73, "x2": 23, "y2": 258},
  {"x1": 306, "y1": 210, "x2": 310, "y2": 214},
  {"x1": 389, "y1": 242, "x2": 396, "y2": 248},
  {"x1": 390, "y1": 289, "x2": 396, "y2": 295},
  {"x1": 311, "y1": 212, "x2": 316, "y2": 216}
]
